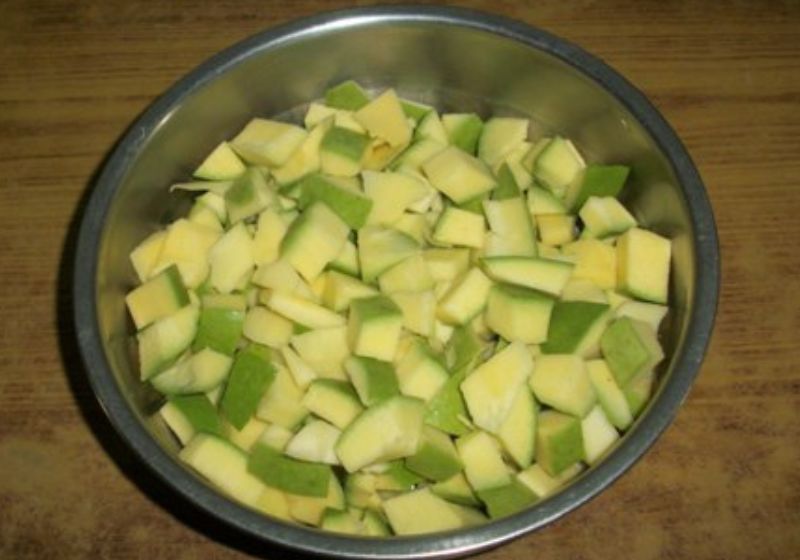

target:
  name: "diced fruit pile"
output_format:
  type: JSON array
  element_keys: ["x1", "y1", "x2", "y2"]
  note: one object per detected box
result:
[{"x1": 126, "y1": 80, "x2": 672, "y2": 536}]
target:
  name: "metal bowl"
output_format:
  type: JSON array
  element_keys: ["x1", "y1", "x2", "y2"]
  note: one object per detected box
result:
[{"x1": 73, "y1": 6, "x2": 719, "y2": 559}]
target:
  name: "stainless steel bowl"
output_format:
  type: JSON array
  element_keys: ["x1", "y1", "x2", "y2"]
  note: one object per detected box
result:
[{"x1": 73, "y1": 6, "x2": 719, "y2": 559}]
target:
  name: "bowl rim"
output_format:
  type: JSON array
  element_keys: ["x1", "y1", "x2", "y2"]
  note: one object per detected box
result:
[{"x1": 73, "y1": 5, "x2": 720, "y2": 559}]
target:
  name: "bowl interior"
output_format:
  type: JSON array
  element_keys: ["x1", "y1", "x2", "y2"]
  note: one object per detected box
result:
[{"x1": 80, "y1": 8, "x2": 714, "y2": 559}]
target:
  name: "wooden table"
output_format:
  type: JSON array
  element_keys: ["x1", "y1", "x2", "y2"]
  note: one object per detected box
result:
[{"x1": 2, "y1": 1, "x2": 798, "y2": 558}]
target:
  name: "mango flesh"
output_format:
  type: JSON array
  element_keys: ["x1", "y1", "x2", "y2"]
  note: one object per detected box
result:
[
  {"x1": 335, "y1": 395, "x2": 426, "y2": 473},
  {"x1": 130, "y1": 79, "x2": 671, "y2": 537},
  {"x1": 383, "y1": 488, "x2": 486, "y2": 535}
]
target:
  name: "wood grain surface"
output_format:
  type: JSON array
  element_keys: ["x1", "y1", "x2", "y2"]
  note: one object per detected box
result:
[{"x1": 1, "y1": 1, "x2": 799, "y2": 558}]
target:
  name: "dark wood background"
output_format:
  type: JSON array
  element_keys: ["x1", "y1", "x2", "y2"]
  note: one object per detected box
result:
[{"x1": 1, "y1": 1, "x2": 798, "y2": 558}]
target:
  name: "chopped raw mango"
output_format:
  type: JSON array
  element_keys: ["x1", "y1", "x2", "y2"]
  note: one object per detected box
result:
[{"x1": 129, "y1": 80, "x2": 673, "y2": 536}]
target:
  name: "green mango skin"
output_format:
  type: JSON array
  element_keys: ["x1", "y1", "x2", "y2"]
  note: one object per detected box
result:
[
  {"x1": 542, "y1": 301, "x2": 610, "y2": 354},
  {"x1": 477, "y1": 478, "x2": 538, "y2": 519},
  {"x1": 325, "y1": 80, "x2": 370, "y2": 111},
  {"x1": 492, "y1": 163, "x2": 521, "y2": 201},
  {"x1": 424, "y1": 366, "x2": 471, "y2": 436},
  {"x1": 297, "y1": 173, "x2": 373, "y2": 230},
  {"x1": 193, "y1": 307, "x2": 244, "y2": 355},
  {"x1": 168, "y1": 394, "x2": 223, "y2": 437},
  {"x1": 221, "y1": 344, "x2": 275, "y2": 429},
  {"x1": 248, "y1": 442, "x2": 332, "y2": 497}
]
